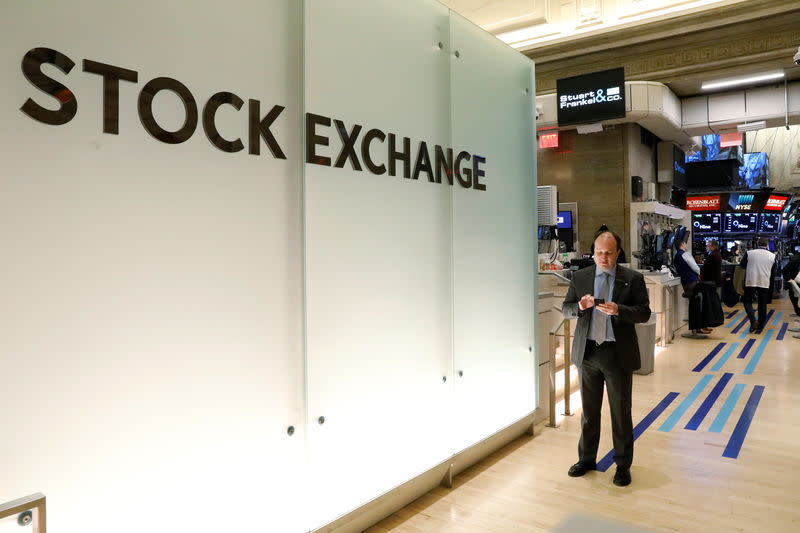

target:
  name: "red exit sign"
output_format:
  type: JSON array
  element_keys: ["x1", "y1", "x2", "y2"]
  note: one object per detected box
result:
[{"x1": 539, "y1": 131, "x2": 559, "y2": 149}]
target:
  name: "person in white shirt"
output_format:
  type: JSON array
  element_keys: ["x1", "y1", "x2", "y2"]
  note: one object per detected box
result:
[{"x1": 739, "y1": 238, "x2": 777, "y2": 334}]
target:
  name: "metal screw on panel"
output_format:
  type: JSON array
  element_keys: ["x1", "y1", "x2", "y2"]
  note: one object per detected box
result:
[
  {"x1": 442, "y1": 376, "x2": 447, "y2": 383},
  {"x1": 18, "y1": 511, "x2": 33, "y2": 526},
  {"x1": 454, "y1": 50, "x2": 460, "y2": 58},
  {"x1": 524, "y1": 88, "x2": 530, "y2": 94},
  {"x1": 318, "y1": 416, "x2": 325, "y2": 425},
  {"x1": 529, "y1": 346, "x2": 532, "y2": 352},
  {"x1": 458, "y1": 370, "x2": 463, "y2": 377},
  {"x1": 438, "y1": 42, "x2": 443, "y2": 49},
  {"x1": 287, "y1": 426, "x2": 295, "y2": 436}
]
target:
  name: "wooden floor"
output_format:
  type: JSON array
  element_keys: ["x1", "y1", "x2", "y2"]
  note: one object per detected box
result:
[{"x1": 367, "y1": 295, "x2": 800, "y2": 533}]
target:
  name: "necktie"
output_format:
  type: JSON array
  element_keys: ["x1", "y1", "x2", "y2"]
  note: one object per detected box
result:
[{"x1": 594, "y1": 273, "x2": 610, "y2": 343}]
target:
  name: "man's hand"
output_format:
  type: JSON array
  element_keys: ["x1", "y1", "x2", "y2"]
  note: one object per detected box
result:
[
  {"x1": 578, "y1": 294, "x2": 595, "y2": 311},
  {"x1": 596, "y1": 301, "x2": 619, "y2": 316}
]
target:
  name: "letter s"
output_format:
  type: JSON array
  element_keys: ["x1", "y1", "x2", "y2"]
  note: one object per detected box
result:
[{"x1": 20, "y1": 47, "x2": 77, "y2": 125}]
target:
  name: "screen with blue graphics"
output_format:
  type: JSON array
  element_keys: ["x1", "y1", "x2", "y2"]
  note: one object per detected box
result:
[{"x1": 723, "y1": 212, "x2": 758, "y2": 233}]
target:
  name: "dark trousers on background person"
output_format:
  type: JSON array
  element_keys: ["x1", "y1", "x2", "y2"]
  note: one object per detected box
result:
[
  {"x1": 743, "y1": 286, "x2": 769, "y2": 331},
  {"x1": 578, "y1": 341, "x2": 634, "y2": 469},
  {"x1": 789, "y1": 293, "x2": 800, "y2": 316}
]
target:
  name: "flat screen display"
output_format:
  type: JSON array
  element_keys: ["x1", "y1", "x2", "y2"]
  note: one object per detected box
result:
[
  {"x1": 764, "y1": 194, "x2": 790, "y2": 211},
  {"x1": 692, "y1": 213, "x2": 722, "y2": 233},
  {"x1": 685, "y1": 134, "x2": 743, "y2": 163},
  {"x1": 738, "y1": 152, "x2": 769, "y2": 189},
  {"x1": 556, "y1": 210, "x2": 573, "y2": 229},
  {"x1": 724, "y1": 212, "x2": 758, "y2": 233},
  {"x1": 728, "y1": 193, "x2": 756, "y2": 212},
  {"x1": 759, "y1": 213, "x2": 781, "y2": 233},
  {"x1": 556, "y1": 67, "x2": 625, "y2": 127}
]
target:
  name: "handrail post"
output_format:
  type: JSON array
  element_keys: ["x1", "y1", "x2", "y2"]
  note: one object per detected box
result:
[
  {"x1": 563, "y1": 319, "x2": 572, "y2": 416},
  {"x1": 546, "y1": 330, "x2": 559, "y2": 428}
]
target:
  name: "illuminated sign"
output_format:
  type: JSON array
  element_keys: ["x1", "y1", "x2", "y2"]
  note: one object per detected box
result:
[
  {"x1": 729, "y1": 193, "x2": 755, "y2": 211},
  {"x1": 764, "y1": 195, "x2": 788, "y2": 211},
  {"x1": 539, "y1": 132, "x2": 559, "y2": 149},
  {"x1": 719, "y1": 132, "x2": 742, "y2": 147},
  {"x1": 686, "y1": 195, "x2": 720, "y2": 210},
  {"x1": 556, "y1": 67, "x2": 626, "y2": 126}
]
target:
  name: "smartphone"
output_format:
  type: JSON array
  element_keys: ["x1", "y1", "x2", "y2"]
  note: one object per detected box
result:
[{"x1": 594, "y1": 298, "x2": 605, "y2": 305}]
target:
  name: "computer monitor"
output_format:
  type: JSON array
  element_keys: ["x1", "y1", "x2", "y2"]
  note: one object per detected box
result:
[
  {"x1": 556, "y1": 210, "x2": 573, "y2": 229},
  {"x1": 665, "y1": 231, "x2": 675, "y2": 249}
]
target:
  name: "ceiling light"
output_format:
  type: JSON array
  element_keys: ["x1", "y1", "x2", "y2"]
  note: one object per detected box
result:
[
  {"x1": 701, "y1": 72, "x2": 784, "y2": 91},
  {"x1": 736, "y1": 121, "x2": 767, "y2": 132}
]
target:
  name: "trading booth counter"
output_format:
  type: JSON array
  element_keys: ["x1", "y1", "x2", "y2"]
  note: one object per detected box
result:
[{"x1": 641, "y1": 270, "x2": 685, "y2": 348}]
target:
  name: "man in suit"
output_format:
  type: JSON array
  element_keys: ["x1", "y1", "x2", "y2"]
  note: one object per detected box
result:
[{"x1": 562, "y1": 230, "x2": 652, "y2": 487}]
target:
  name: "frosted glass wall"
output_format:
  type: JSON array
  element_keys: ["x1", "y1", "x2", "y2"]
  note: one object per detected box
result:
[{"x1": 0, "y1": 1, "x2": 536, "y2": 532}]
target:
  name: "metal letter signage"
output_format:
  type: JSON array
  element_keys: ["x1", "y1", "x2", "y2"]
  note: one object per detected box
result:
[{"x1": 19, "y1": 46, "x2": 488, "y2": 191}]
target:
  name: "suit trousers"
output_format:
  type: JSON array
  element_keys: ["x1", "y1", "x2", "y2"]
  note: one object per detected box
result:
[
  {"x1": 578, "y1": 340, "x2": 634, "y2": 468},
  {"x1": 743, "y1": 286, "x2": 769, "y2": 329}
]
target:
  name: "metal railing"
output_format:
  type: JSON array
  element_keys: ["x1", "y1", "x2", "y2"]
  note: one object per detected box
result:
[
  {"x1": 546, "y1": 314, "x2": 574, "y2": 428},
  {"x1": 538, "y1": 270, "x2": 571, "y2": 284},
  {"x1": 0, "y1": 494, "x2": 46, "y2": 533}
]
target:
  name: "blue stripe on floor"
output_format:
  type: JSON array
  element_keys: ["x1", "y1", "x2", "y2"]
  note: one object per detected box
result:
[
  {"x1": 692, "y1": 343, "x2": 725, "y2": 372},
  {"x1": 742, "y1": 329, "x2": 774, "y2": 375},
  {"x1": 731, "y1": 315, "x2": 750, "y2": 334},
  {"x1": 709, "y1": 383, "x2": 746, "y2": 433},
  {"x1": 596, "y1": 392, "x2": 680, "y2": 472},
  {"x1": 723, "y1": 385, "x2": 765, "y2": 459},
  {"x1": 711, "y1": 343, "x2": 739, "y2": 372},
  {"x1": 685, "y1": 372, "x2": 734, "y2": 430},
  {"x1": 725, "y1": 311, "x2": 742, "y2": 328},
  {"x1": 763, "y1": 309, "x2": 775, "y2": 326},
  {"x1": 738, "y1": 327, "x2": 751, "y2": 340},
  {"x1": 777, "y1": 322, "x2": 788, "y2": 340},
  {"x1": 658, "y1": 375, "x2": 714, "y2": 432},
  {"x1": 737, "y1": 338, "x2": 755, "y2": 359},
  {"x1": 726, "y1": 310, "x2": 739, "y2": 319},
  {"x1": 771, "y1": 311, "x2": 782, "y2": 327}
]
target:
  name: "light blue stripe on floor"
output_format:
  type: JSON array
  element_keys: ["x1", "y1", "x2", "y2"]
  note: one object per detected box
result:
[
  {"x1": 743, "y1": 328, "x2": 774, "y2": 375},
  {"x1": 771, "y1": 311, "x2": 782, "y2": 327},
  {"x1": 738, "y1": 327, "x2": 751, "y2": 340},
  {"x1": 711, "y1": 342, "x2": 739, "y2": 372},
  {"x1": 658, "y1": 374, "x2": 714, "y2": 432},
  {"x1": 725, "y1": 311, "x2": 741, "y2": 328},
  {"x1": 709, "y1": 383, "x2": 746, "y2": 433}
]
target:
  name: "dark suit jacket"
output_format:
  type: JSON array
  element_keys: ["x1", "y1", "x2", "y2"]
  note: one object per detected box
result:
[
  {"x1": 700, "y1": 250, "x2": 722, "y2": 286},
  {"x1": 562, "y1": 265, "x2": 651, "y2": 373}
]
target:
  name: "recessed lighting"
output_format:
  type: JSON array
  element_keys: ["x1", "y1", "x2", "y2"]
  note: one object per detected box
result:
[{"x1": 701, "y1": 72, "x2": 784, "y2": 91}]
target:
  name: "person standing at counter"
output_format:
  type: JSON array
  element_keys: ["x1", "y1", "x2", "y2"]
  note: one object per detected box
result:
[
  {"x1": 701, "y1": 240, "x2": 722, "y2": 287},
  {"x1": 740, "y1": 238, "x2": 777, "y2": 334},
  {"x1": 562, "y1": 230, "x2": 651, "y2": 487},
  {"x1": 674, "y1": 239, "x2": 711, "y2": 335}
]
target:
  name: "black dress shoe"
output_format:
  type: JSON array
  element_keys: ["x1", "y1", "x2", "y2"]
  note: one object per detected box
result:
[
  {"x1": 567, "y1": 461, "x2": 596, "y2": 477},
  {"x1": 613, "y1": 466, "x2": 631, "y2": 486},
  {"x1": 749, "y1": 324, "x2": 758, "y2": 333}
]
